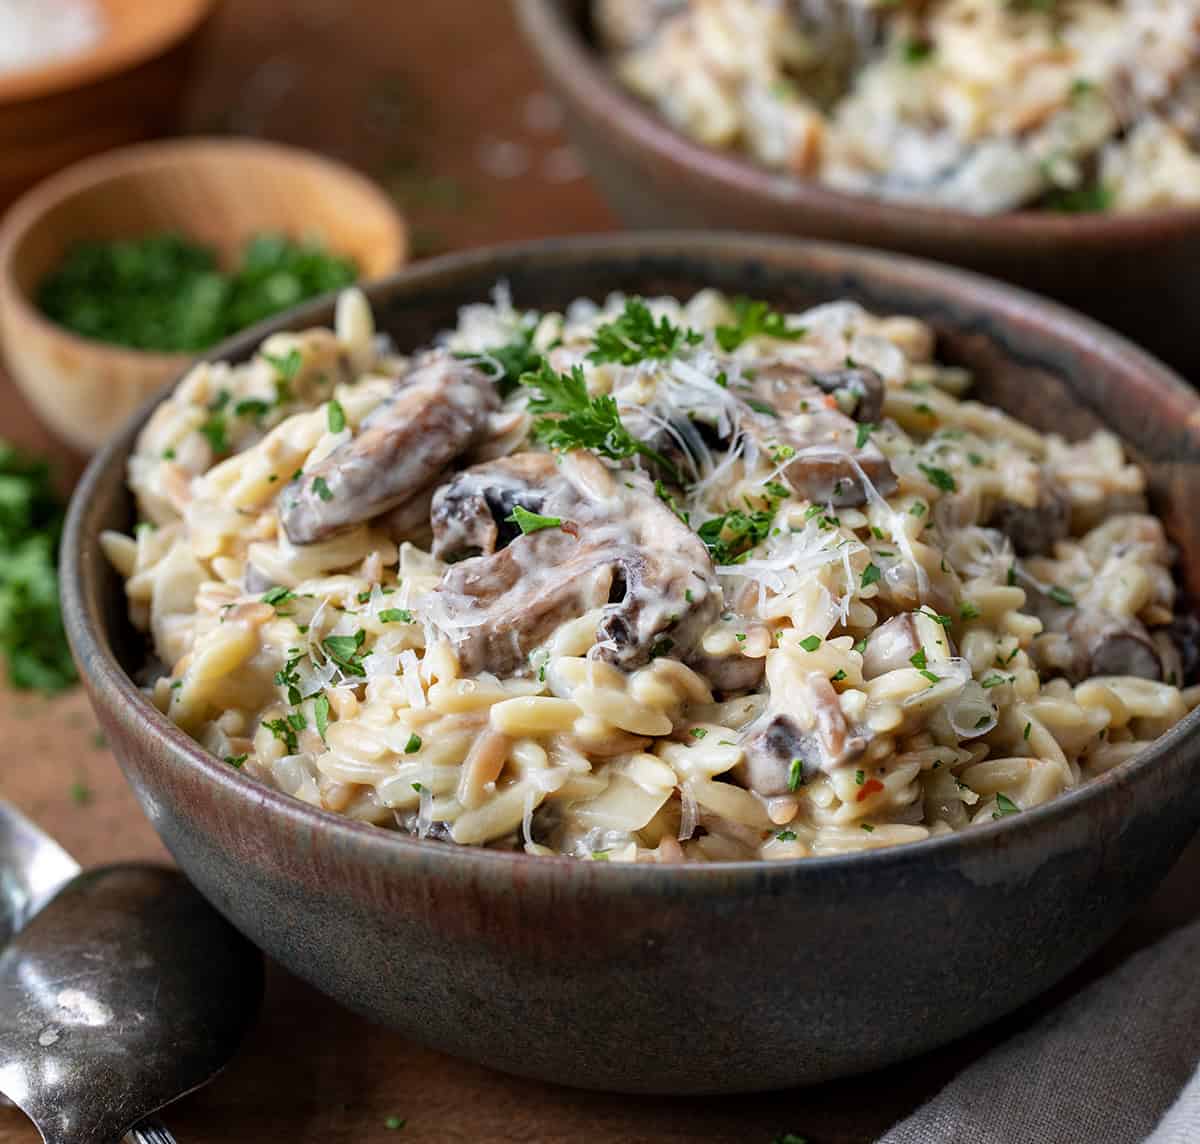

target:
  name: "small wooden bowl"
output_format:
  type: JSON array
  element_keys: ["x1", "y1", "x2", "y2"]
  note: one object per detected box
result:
[
  {"x1": 0, "y1": 0, "x2": 216, "y2": 207},
  {"x1": 0, "y1": 138, "x2": 407, "y2": 453}
]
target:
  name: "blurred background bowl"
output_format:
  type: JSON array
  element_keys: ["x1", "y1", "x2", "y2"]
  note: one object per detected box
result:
[
  {"x1": 0, "y1": 0, "x2": 217, "y2": 209},
  {"x1": 0, "y1": 137, "x2": 407, "y2": 453},
  {"x1": 516, "y1": 0, "x2": 1200, "y2": 380}
]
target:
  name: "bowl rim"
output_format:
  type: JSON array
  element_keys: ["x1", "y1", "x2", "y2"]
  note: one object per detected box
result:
[
  {"x1": 0, "y1": 0, "x2": 216, "y2": 106},
  {"x1": 60, "y1": 230, "x2": 1200, "y2": 884},
  {"x1": 515, "y1": 0, "x2": 1200, "y2": 243},
  {"x1": 0, "y1": 136, "x2": 408, "y2": 370}
]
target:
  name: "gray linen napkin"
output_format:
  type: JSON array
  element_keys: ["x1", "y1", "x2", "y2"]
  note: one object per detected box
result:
[{"x1": 879, "y1": 918, "x2": 1200, "y2": 1144}]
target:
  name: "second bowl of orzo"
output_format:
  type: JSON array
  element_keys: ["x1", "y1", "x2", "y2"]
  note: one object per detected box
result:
[{"x1": 61, "y1": 233, "x2": 1200, "y2": 1093}]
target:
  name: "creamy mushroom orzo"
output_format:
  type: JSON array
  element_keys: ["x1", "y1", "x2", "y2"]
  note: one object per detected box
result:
[
  {"x1": 103, "y1": 286, "x2": 1199, "y2": 861},
  {"x1": 597, "y1": 0, "x2": 1200, "y2": 213}
]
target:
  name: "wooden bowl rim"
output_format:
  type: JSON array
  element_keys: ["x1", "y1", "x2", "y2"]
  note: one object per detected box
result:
[
  {"x1": 0, "y1": 0, "x2": 216, "y2": 105},
  {"x1": 0, "y1": 136, "x2": 408, "y2": 369},
  {"x1": 60, "y1": 231, "x2": 1200, "y2": 881},
  {"x1": 516, "y1": 0, "x2": 1200, "y2": 243}
]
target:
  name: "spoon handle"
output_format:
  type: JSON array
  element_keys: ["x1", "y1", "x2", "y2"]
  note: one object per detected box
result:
[{"x1": 125, "y1": 1119, "x2": 177, "y2": 1144}]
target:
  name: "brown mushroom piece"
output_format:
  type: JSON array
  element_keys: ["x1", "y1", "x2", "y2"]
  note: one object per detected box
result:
[
  {"x1": 1067, "y1": 611, "x2": 1163, "y2": 681},
  {"x1": 686, "y1": 650, "x2": 766, "y2": 693},
  {"x1": 986, "y1": 478, "x2": 1071, "y2": 557},
  {"x1": 734, "y1": 675, "x2": 866, "y2": 796},
  {"x1": 743, "y1": 365, "x2": 897, "y2": 507},
  {"x1": 861, "y1": 611, "x2": 957, "y2": 679},
  {"x1": 427, "y1": 452, "x2": 721, "y2": 676},
  {"x1": 431, "y1": 453, "x2": 557, "y2": 563},
  {"x1": 1028, "y1": 584, "x2": 1164, "y2": 683},
  {"x1": 278, "y1": 354, "x2": 499, "y2": 545}
]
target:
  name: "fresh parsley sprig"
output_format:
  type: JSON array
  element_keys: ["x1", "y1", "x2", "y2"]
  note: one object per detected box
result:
[
  {"x1": 518, "y1": 360, "x2": 679, "y2": 478},
  {"x1": 587, "y1": 298, "x2": 701, "y2": 366},
  {"x1": 715, "y1": 297, "x2": 806, "y2": 352}
]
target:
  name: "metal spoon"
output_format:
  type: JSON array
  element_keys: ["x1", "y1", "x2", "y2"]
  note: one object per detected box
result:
[{"x1": 0, "y1": 803, "x2": 263, "y2": 1144}]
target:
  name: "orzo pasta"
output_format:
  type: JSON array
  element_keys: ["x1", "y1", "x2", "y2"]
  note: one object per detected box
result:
[
  {"x1": 596, "y1": 0, "x2": 1200, "y2": 213},
  {"x1": 104, "y1": 285, "x2": 1199, "y2": 861}
]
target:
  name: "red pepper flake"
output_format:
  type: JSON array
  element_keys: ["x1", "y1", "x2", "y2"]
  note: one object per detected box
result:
[
  {"x1": 560, "y1": 520, "x2": 580, "y2": 538},
  {"x1": 823, "y1": 394, "x2": 838, "y2": 410},
  {"x1": 856, "y1": 778, "x2": 884, "y2": 803}
]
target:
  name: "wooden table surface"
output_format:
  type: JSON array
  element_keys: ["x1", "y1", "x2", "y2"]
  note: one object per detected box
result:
[{"x1": 3, "y1": 3, "x2": 1199, "y2": 1141}]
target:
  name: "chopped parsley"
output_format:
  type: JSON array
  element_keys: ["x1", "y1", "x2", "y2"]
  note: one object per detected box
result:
[
  {"x1": 909, "y1": 648, "x2": 928, "y2": 670},
  {"x1": 322, "y1": 630, "x2": 367, "y2": 676},
  {"x1": 587, "y1": 297, "x2": 701, "y2": 365},
  {"x1": 506, "y1": 504, "x2": 563, "y2": 535},
  {"x1": 1047, "y1": 585, "x2": 1076, "y2": 607},
  {"x1": 798, "y1": 635, "x2": 822, "y2": 652},
  {"x1": 861, "y1": 562, "x2": 882, "y2": 589},
  {"x1": 744, "y1": 397, "x2": 779, "y2": 418},
  {"x1": 787, "y1": 758, "x2": 805, "y2": 791},
  {"x1": 384, "y1": 1116, "x2": 407, "y2": 1131},
  {"x1": 312, "y1": 476, "x2": 333, "y2": 502},
  {"x1": 775, "y1": 830, "x2": 798, "y2": 842},
  {"x1": 902, "y1": 38, "x2": 934, "y2": 64},
  {"x1": 855, "y1": 769, "x2": 865, "y2": 785},
  {"x1": 261, "y1": 586, "x2": 295, "y2": 608},
  {"x1": 326, "y1": 399, "x2": 346, "y2": 433},
  {"x1": 519, "y1": 360, "x2": 678, "y2": 478},
  {"x1": 831, "y1": 669, "x2": 847, "y2": 682},
  {"x1": 1023, "y1": 721, "x2": 1032, "y2": 741},
  {"x1": 1044, "y1": 182, "x2": 1113, "y2": 214},
  {"x1": 263, "y1": 717, "x2": 299, "y2": 754},
  {"x1": 715, "y1": 296, "x2": 806, "y2": 352},
  {"x1": 690, "y1": 727, "x2": 708, "y2": 739},
  {"x1": 234, "y1": 397, "x2": 271, "y2": 422},
  {"x1": 960, "y1": 601, "x2": 981, "y2": 621},
  {"x1": 980, "y1": 674, "x2": 1009, "y2": 688},
  {"x1": 379, "y1": 608, "x2": 413, "y2": 624},
  {"x1": 909, "y1": 500, "x2": 927, "y2": 517},
  {"x1": 861, "y1": 823, "x2": 876, "y2": 833},
  {"x1": 225, "y1": 754, "x2": 248, "y2": 769},
  {"x1": 917, "y1": 463, "x2": 956, "y2": 492},
  {"x1": 273, "y1": 650, "x2": 305, "y2": 705},
  {"x1": 698, "y1": 506, "x2": 775, "y2": 565},
  {"x1": 993, "y1": 793, "x2": 1020, "y2": 819},
  {"x1": 314, "y1": 694, "x2": 331, "y2": 741},
  {"x1": 199, "y1": 390, "x2": 231, "y2": 454},
  {"x1": 264, "y1": 347, "x2": 303, "y2": 385},
  {"x1": 855, "y1": 422, "x2": 876, "y2": 449},
  {"x1": 459, "y1": 318, "x2": 542, "y2": 398},
  {"x1": 404, "y1": 732, "x2": 422, "y2": 754}
]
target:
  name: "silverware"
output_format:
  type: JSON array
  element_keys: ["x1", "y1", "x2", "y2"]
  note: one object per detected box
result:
[{"x1": 0, "y1": 802, "x2": 263, "y2": 1143}]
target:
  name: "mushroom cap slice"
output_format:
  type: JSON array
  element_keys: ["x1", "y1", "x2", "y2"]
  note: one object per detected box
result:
[
  {"x1": 279, "y1": 354, "x2": 498, "y2": 545},
  {"x1": 426, "y1": 451, "x2": 721, "y2": 677}
]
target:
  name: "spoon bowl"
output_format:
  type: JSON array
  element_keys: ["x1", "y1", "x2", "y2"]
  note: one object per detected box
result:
[
  {"x1": 0, "y1": 803, "x2": 79, "y2": 948},
  {"x1": 0, "y1": 864, "x2": 262, "y2": 1144}
]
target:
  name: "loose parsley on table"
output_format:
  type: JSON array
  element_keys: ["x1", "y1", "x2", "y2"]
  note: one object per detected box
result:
[{"x1": 0, "y1": 442, "x2": 77, "y2": 693}]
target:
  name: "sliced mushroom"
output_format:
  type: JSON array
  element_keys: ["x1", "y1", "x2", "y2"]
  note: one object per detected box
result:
[
  {"x1": 734, "y1": 674, "x2": 866, "y2": 796},
  {"x1": 1068, "y1": 611, "x2": 1163, "y2": 681},
  {"x1": 427, "y1": 452, "x2": 721, "y2": 676},
  {"x1": 431, "y1": 453, "x2": 555, "y2": 563},
  {"x1": 1030, "y1": 592, "x2": 1164, "y2": 684},
  {"x1": 861, "y1": 611, "x2": 957, "y2": 679},
  {"x1": 686, "y1": 650, "x2": 766, "y2": 693},
  {"x1": 986, "y1": 478, "x2": 1070, "y2": 557},
  {"x1": 279, "y1": 354, "x2": 499, "y2": 545},
  {"x1": 743, "y1": 366, "x2": 897, "y2": 507},
  {"x1": 808, "y1": 366, "x2": 886, "y2": 424}
]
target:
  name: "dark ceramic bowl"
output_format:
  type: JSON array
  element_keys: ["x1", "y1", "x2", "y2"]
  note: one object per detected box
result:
[
  {"x1": 516, "y1": 0, "x2": 1200, "y2": 379},
  {"x1": 62, "y1": 234, "x2": 1200, "y2": 1094}
]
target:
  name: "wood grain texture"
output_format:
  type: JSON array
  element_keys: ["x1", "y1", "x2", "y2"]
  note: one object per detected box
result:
[
  {"x1": 0, "y1": 137, "x2": 407, "y2": 451},
  {"x1": 1, "y1": 2, "x2": 1197, "y2": 1141}
]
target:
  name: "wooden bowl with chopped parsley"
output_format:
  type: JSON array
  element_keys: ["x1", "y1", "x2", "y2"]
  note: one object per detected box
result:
[{"x1": 0, "y1": 137, "x2": 406, "y2": 452}]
